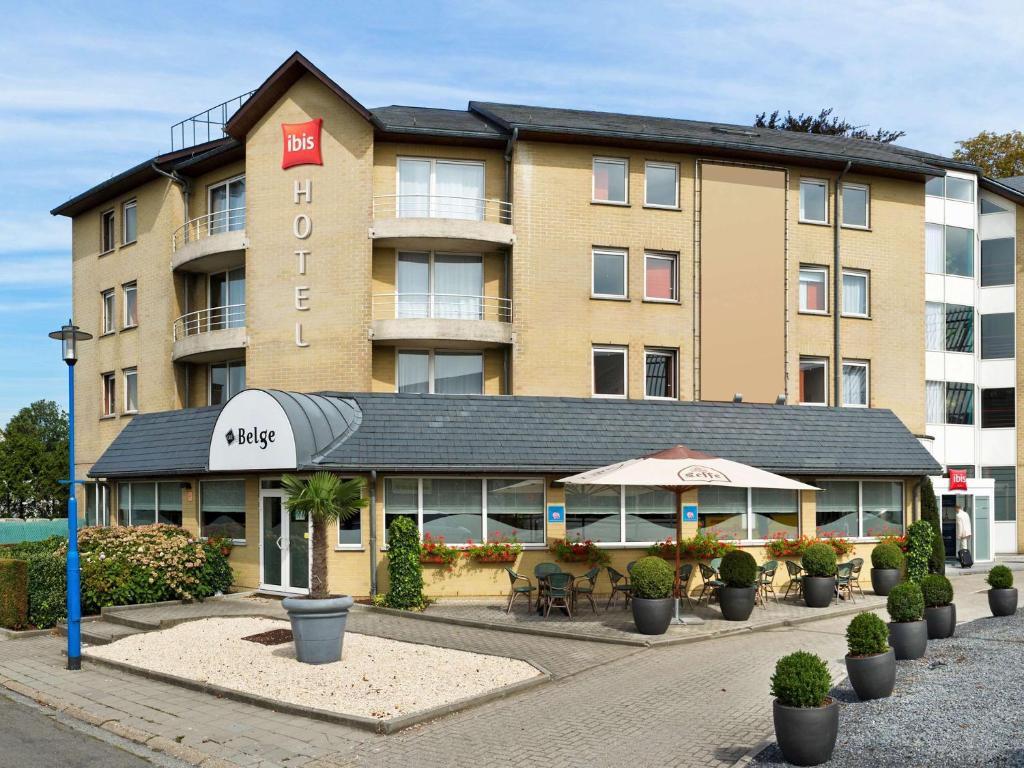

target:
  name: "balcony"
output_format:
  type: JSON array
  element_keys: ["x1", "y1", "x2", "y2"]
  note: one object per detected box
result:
[
  {"x1": 370, "y1": 293, "x2": 512, "y2": 346},
  {"x1": 171, "y1": 305, "x2": 247, "y2": 363},
  {"x1": 370, "y1": 195, "x2": 514, "y2": 250},
  {"x1": 171, "y1": 209, "x2": 247, "y2": 273}
]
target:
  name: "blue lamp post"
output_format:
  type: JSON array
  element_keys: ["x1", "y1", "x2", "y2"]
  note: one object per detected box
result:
[{"x1": 48, "y1": 320, "x2": 92, "y2": 671}]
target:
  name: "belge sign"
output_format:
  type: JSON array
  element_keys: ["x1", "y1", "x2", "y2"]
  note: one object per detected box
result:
[{"x1": 209, "y1": 390, "x2": 297, "y2": 471}]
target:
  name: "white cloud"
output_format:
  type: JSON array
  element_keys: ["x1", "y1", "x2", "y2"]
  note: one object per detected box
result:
[
  {"x1": 0, "y1": 218, "x2": 70, "y2": 257},
  {"x1": 0, "y1": 255, "x2": 70, "y2": 285}
]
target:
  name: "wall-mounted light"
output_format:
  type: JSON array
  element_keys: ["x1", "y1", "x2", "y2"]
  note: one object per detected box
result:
[{"x1": 733, "y1": 393, "x2": 743, "y2": 403}]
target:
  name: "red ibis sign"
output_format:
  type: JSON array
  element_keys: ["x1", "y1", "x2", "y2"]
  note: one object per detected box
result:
[
  {"x1": 281, "y1": 118, "x2": 323, "y2": 169},
  {"x1": 949, "y1": 468, "x2": 968, "y2": 491}
]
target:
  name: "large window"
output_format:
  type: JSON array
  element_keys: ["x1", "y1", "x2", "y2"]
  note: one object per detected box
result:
[
  {"x1": 84, "y1": 482, "x2": 110, "y2": 527},
  {"x1": 398, "y1": 159, "x2": 485, "y2": 219},
  {"x1": 861, "y1": 481, "x2": 904, "y2": 537},
  {"x1": 925, "y1": 302, "x2": 944, "y2": 351},
  {"x1": 696, "y1": 487, "x2": 799, "y2": 541},
  {"x1": 842, "y1": 361, "x2": 869, "y2": 407},
  {"x1": 208, "y1": 267, "x2": 245, "y2": 329},
  {"x1": 210, "y1": 360, "x2": 245, "y2": 405},
  {"x1": 925, "y1": 223, "x2": 944, "y2": 274},
  {"x1": 799, "y1": 357, "x2": 828, "y2": 405},
  {"x1": 200, "y1": 480, "x2": 246, "y2": 541},
  {"x1": 816, "y1": 481, "x2": 859, "y2": 537},
  {"x1": 644, "y1": 348, "x2": 677, "y2": 399},
  {"x1": 592, "y1": 158, "x2": 628, "y2": 204},
  {"x1": 101, "y1": 289, "x2": 115, "y2": 335},
  {"x1": 945, "y1": 226, "x2": 975, "y2": 277},
  {"x1": 397, "y1": 252, "x2": 484, "y2": 319},
  {"x1": 123, "y1": 282, "x2": 138, "y2": 328},
  {"x1": 117, "y1": 481, "x2": 182, "y2": 527},
  {"x1": 644, "y1": 252, "x2": 677, "y2": 301},
  {"x1": 925, "y1": 176, "x2": 945, "y2": 197},
  {"x1": 981, "y1": 238, "x2": 1015, "y2": 287},
  {"x1": 945, "y1": 304, "x2": 974, "y2": 353},
  {"x1": 945, "y1": 382, "x2": 975, "y2": 425},
  {"x1": 842, "y1": 270, "x2": 869, "y2": 317},
  {"x1": 397, "y1": 350, "x2": 483, "y2": 395},
  {"x1": 981, "y1": 313, "x2": 1014, "y2": 359},
  {"x1": 101, "y1": 209, "x2": 115, "y2": 253},
  {"x1": 981, "y1": 388, "x2": 1014, "y2": 428},
  {"x1": 816, "y1": 480, "x2": 903, "y2": 538},
  {"x1": 799, "y1": 179, "x2": 828, "y2": 224},
  {"x1": 101, "y1": 372, "x2": 115, "y2": 416},
  {"x1": 799, "y1": 267, "x2": 827, "y2": 314},
  {"x1": 945, "y1": 176, "x2": 974, "y2": 202},
  {"x1": 841, "y1": 183, "x2": 869, "y2": 228},
  {"x1": 926, "y1": 380, "x2": 944, "y2": 424},
  {"x1": 982, "y1": 467, "x2": 1016, "y2": 522},
  {"x1": 123, "y1": 368, "x2": 138, "y2": 414},
  {"x1": 593, "y1": 346, "x2": 627, "y2": 397},
  {"x1": 209, "y1": 175, "x2": 246, "y2": 233},
  {"x1": 565, "y1": 484, "x2": 675, "y2": 544},
  {"x1": 122, "y1": 200, "x2": 137, "y2": 245},
  {"x1": 592, "y1": 248, "x2": 627, "y2": 298},
  {"x1": 644, "y1": 162, "x2": 678, "y2": 208}
]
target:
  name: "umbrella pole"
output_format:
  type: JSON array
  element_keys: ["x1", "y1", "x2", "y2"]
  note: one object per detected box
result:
[{"x1": 670, "y1": 487, "x2": 704, "y2": 626}]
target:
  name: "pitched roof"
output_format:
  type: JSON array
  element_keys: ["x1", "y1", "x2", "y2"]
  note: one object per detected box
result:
[
  {"x1": 90, "y1": 405, "x2": 221, "y2": 477},
  {"x1": 371, "y1": 105, "x2": 506, "y2": 142},
  {"x1": 996, "y1": 176, "x2": 1024, "y2": 194}
]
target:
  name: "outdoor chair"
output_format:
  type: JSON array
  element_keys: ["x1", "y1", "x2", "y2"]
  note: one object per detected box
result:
[
  {"x1": 782, "y1": 560, "x2": 803, "y2": 599},
  {"x1": 676, "y1": 562, "x2": 695, "y2": 609},
  {"x1": 836, "y1": 562, "x2": 856, "y2": 604},
  {"x1": 709, "y1": 556, "x2": 723, "y2": 574},
  {"x1": 626, "y1": 560, "x2": 637, "y2": 573},
  {"x1": 503, "y1": 568, "x2": 536, "y2": 614},
  {"x1": 573, "y1": 566, "x2": 601, "y2": 613},
  {"x1": 758, "y1": 560, "x2": 779, "y2": 607},
  {"x1": 544, "y1": 572, "x2": 574, "y2": 618},
  {"x1": 605, "y1": 566, "x2": 632, "y2": 610},
  {"x1": 534, "y1": 562, "x2": 562, "y2": 612},
  {"x1": 848, "y1": 557, "x2": 865, "y2": 597},
  {"x1": 697, "y1": 562, "x2": 724, "y2": 605}
]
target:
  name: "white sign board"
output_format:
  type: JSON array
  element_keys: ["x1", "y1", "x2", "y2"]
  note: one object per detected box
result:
[{"x1": 209, "y1": 390, "x2": 298, "y2": 471}]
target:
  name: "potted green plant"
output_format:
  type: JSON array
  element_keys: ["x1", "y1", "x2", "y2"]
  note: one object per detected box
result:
[
  {"x1": 630, "y1": 556, "x2": 675, "y2": 635},
  {"x1": 801, "y1": 543, "x2": 837, "y2": 608},
  {"x1": 770, "y1": 650, "x2": 838, "y2": 766},
  {"x1": 718, "y1": 550, "x2": 758, "y2": 621},
  {"x1": 844, "y1": 612, "x2": 895, "y2": 700},
  {"x1": 920, "y1": 573, "x2": 955, "y2": 639},
  {"x1": 987, "y1": 565, "x2": 1018, "y2": 617},
  {"x1": 280, "y1": 473, "x2": 367, "y2": 664},
  {"x1": 886, "y1": 581, "x2": 927, "y2": 659},
  {"x1": 869, "y1": 541, "x2": 904, "y2": 596}
]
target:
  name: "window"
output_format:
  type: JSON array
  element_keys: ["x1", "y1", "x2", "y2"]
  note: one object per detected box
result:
[
  {"x1": 592, "y1": 248, "x2": 627, "y2": 298},
  {"x1": 122, "y1": 200, "x2": 137, "y2": 244},
  {"x1": 981, "y1": 313, "x2": 1014, "y2": 359},
  {"x1": 116, "y1": 482, "x2": 182, "y2": 527},
  {"x1": 644, "y1": 252, "x2": 677, "y2": 302},
  {"x1": 208, "y1": 267, "x2": 245, "y2": 329},
  {"x1": 945, "y1": 304, "x2": 973, "y2": 353},
  {"x1": 593, "y1": 346, "x2": 627, "y2": 397},
  {"x1": 593, "y1": 158, "x2": 628, "y2": 204},
  {"x1": 123, "y1": 368, "x2": 138, "y2": 414},
  {"x1": 208, "y1": 175, "x2": 246, "y2": 233},
  {"x1": 925, "y1": 223, "x2": 944, "y2": 274},
  {"x1": 200, "y1": 480, "x2": 246, "y2": 541},
  {"x1": 945, "y1": 176, "x2": 974, "y2": 203},
  {"x1": 841, "y1": 183, "x2": 869, "y2": 228},
  {"x1": 337, "y1": 507, "x2": 362, "y2": 548},
  {"x1": 981, "y1": 197, "x2": 1008, "y2": 215},
  {"x1": 982, "y1": 467, "x2": 1016, "y2": 522},
  {"x1": 83, "y1": 482, "x2": 110, "y2": 527},
  {"x1": 565, "y1": 484, "x2": 675, "y2": 544},
  {"x1": 423, "y1": 478, "x2": 482, "y2": 542},
  {"x1": 841, "y1": 270, "x2": 869, "y2": 317},
  {"x1": 101, "y1": 289, "x2": 115, "y2": 335},
  {"x1": 799, "y1": 357, "x2": 827, "y2": 405},
  {"x1": 695, "y1": 487, "x2": 799, "y2": 541},
  {"x1": 123, "y1": 282, "x2": 138, "y2": 328},
  {"x1": 981, "y1": 388, "x2": 1014, "y2": 428},
  {"x1": 101, "y1": 372, "x2": 115, "y2": 416},
  {"x1": 946, "y1": 382, "x2": 974, "y2": 425},
  {"x1": 981, "y1": 238, "x2": 1015, "y2": 286},
  {"x1": 925, "y1": 176, "x2": 945, "y2": 197},
  {"x1": 842, "y1": 361, "x2": 869, "y2": 407},
  {"x1": 799, "y1": 179, "x2": 828, "y2": 223},
  {"x1": 815, "y1": 480, "x2": 858, "y2": 537},
  {"x1": 397, "y1": 350, "x2": 483, "y2": 395},
  {"x1": 100, "y1": 210, "x2": 115, "y2": 253},
  {"x1": 644, "y1": 348, "x2": 677, "y2": 399},
  {"x1": 210, "y1": 360, "x2": 245, "y2": 405},
  {"x1": 925, "y1": 302, "x2": 944, "y2": 351},
  {"x1": 397, "y1": 159, "x2": 484, "y2": 220},
  {"x1": 945, "y1": 226, "x2": 974, "y2": 277},
  {"x1": 644, "y1": 162, "x2": 678, "y2": 208},
  {"x1": 861, "y1": 481, "x2": 904, "y2": 537},
  {"x1": 926, "y1": 380, "x2": 944, "y2": 424},
  {"x1": 799, "y1": 267, "x2": 828, "y2": 314},
  {"x1": 697, "y1": 486, "x2": 747, "y2": 540},
  {"x1": 396, "y1": 252, "x2": 484, "y2": 319}
]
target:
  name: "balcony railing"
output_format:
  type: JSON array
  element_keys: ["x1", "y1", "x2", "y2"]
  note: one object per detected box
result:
[
  {"x1": 372, "y1": 293, "x2": 512, "y2": 323},
  {"x1": 172, "y1": 208, "x2": 246, "y2": 251},
  {"x1": 173, "y1": 304, "x2": 246, "y2": 341},
  {"x1": 170, "y1": 91, "x2": 254, "y2": 151},
  {"x1": 372, "y1": 195, "x2": 512, "y2": 224}
]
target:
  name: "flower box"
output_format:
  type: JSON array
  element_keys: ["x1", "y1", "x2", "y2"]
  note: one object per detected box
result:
[{"x1": 472, "y1": 553, "x2": 518, "y2": 564}]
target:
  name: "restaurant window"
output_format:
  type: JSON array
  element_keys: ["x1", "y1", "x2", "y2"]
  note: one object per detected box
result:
[
  {"x1": 861, "y1": 481, "x2": 904, "y2": 537},
  {"x1": 122, "y1": 200, "x2": 137, "y2": 245},
  {"x1": 397, "y1": 350, "x2": 483, "y2": 395},
  {"x1": 695, "y1": 487, "x2": 799, "y2": 541},
  {"x1": 644, "y1": 251, "x2": 677, "y2": 301},
  {"x1": 101, "y1": 289, "x2": 115, "y2": 335},
  {"x1": 101, "y1": 372, "x2": 116, "y2": 416},
  {"x1": 644, "y1": 161, "x2": 678, "y2": 208},
  {"x1": 982, "y1": 467, "x2": 1016, "y2": 522},
  {"x1": 925, "y1": 176, "x2": 945, "y2": 197},
  {"x1": 799, "y1": 179, "x2": 828, "y2": 224},
  {"x1": 946, "y1": 382, "x2": 974, "y2": 425},
  {"x1": 799, "y1": 357, "x2": 827, "y2": 405},
  {"x1": 422, "y1": 478, "x2": 483, "y2": 543},
  {"x1": 116, "y1": 482, "x2": 179, "y2": 526},
  {"x1": 593, "y1": 346, "x2": 627, "y2": 398},
  {"x1": 565, "y1": 484, "x2": 674, "y2": 544},
  {"x1": 210, "y1": 359, "x2": 245, "y2": 406},
  {"x1": 644, "y1": 348, "x2": 677, "y2": 400},
  {"x1": 157, "y1": 482, "x2": 183, "y2": 526},
  {"x1": 981, "y1": 197, "x2": 1008, "y2": 214},
  {"x1": 842, "y1": 360, "x2": 869, "y2": 407},
  {"x1": 815, "y1": 480, "x2": 859, "y2": 537},
  {"x1": 925, "y1": 302, "x2": 944, "y2": 351},
  {"x1": 697, "y1": 487, "x2": 747, "y2": 541},
  {"x1": 592, "y1": 248, "x2": 627, "y2": 298},
  {"x1": 751, "y1": 489, "x2": 799, "y2": 540},
  {"x1": 486, "y1": 479, "x2": 545, "y2": 544},
  {"x1": 799, "y1": 267, "x2": 827, "y2": 314},
  {"x1": 337, "y1": 508, "x2": 362, "y2": 548},
  {"x1": 123, "y1": 282, "x2": 138, "y2": 328},
  {"x1": 925, "y1": 223, "x2": 944, "y2": 274},
  {"x1": 208, "y1": 175, "x2": 246, "y2": 233},
  {"x1": 945, "y1": 226, "x2": 974, "y2": 278},
  {"x1": 981, "y1": 388, "x2": 1014, "y2": 429},
  {"x1": 981, "y1": 313, "x2": 1014, "y2": 359},
  {"x1": 926, "y1": 381, "x2": 944, "y2": 424},
  {"x1": 593, "y1": 158, "x2": 628, "y2": 204},
  {"x1": 200, "y1": 480, "x2": 247, "y2": 541},
  {"x1": 981, "y1": 238, "x2": 1015, "y2": 287},
  {"x1": 100, "y1": 209, "x2": 115, "y2": 253},
  {"x1": 945, "y1": 304, "x2": 973, "y2": 353},
  {"x1": 123, "y1": 368, "x2": 138, "y2": 414},
  {"x1": 945, "y1": 176, "x2": 974, "y2": 203},
  {"x1": 397, "y1": 158, "x2": 484, "y2": 220},
  {"x1": 842, "y1": 270, "x2": 869, "y2": 317},
  {"x1": 841, "y1": 183, "x2": 869, "y2": 228}
]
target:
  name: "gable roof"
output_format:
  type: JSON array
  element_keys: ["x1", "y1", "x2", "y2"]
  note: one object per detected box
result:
[{"x1": 371, "y1": 105, "x2": 506, "y2": 143}]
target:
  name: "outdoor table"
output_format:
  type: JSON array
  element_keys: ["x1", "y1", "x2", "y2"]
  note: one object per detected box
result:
[{"x1": 537, "y1": 572, "x2": 576, "y2": 617}]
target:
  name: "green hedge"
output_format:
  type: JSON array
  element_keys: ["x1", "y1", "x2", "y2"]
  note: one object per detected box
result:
[
  {"x1": 871, "y1": 542, "x2": 904, "y2": 570},
  {"x1": 384, "y1": 517, "x2": 425, "y2": 609},
  {"x1": 0, "y1": 537, "x2": 65, "y2": 629},
  {"x1": 0, "y1": 559, "x2": 28, "y2": 629},
  {"x1": 920, "y1": 573, "x2": 953, "y2": 608}
]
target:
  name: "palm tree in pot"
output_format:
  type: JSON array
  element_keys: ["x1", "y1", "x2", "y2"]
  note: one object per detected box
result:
[{"x1": 281, "y1": 473, "x2": 367, "y2": 664}]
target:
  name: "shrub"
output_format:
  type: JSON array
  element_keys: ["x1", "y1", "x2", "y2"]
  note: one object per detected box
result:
[
  {"x1": 801, "y1": 543, "x2": 837, "y2": 578},
  {"x1": 630, "y1": 556, "x2": 674, "y2": 599},
  {"x1": 1, "y1": 537, "x2": 65, "y2": 628},
  {"x1": 871, "y1": 541, "x2": 904, "y2": 570},
  {"x1": 770, "y1": 651, "x2": 832, "y2": 708},
  {"x1": 905, "y1": 519, "x2": 934, "y2": 583},
  {"x1": 920, "y1": 573, "x2": 953, "y2": 608},
  {"x1": 0, "y1": 559, "x2": 28, "y2": 629},
  {"x1": 384, "y1": 516, "x2": 425, "y2": 610},
  {"x1": 846, "y1": 612, "x2": 889, "y2": 657},
  {"x1": 887, "y1": 581, "x2": 925, "y2": 623},
  {"x1": 719, "y1": 550, "x2": 758, "y2": 588},
  {"x1": 920, "y1": 477, "x2": 945, "y2": 575},
  {"x1": 987, "y1": 565, "x2": 1014, "y2": 590}
]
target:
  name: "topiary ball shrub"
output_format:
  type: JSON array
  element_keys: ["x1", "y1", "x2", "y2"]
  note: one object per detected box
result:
[
  {"x1": 987, "y1": 565, "x2": 1014, "y2": 590},
  {"x1": 719, "y1": 550, "x2": 758, "y2": 588},
  {"x1": 846, "y1": 612, "x2": 889, "y2": 657},
  {"x1": 384, "y1": 516, "x2": 426, "y2": 610},
  {"x1": 887, "y1": 581, "x2": 925, "y2": 622},
  {"x1": 871, "y1": 542, "x2": 904, "y2": 570},
  {"x1": 770, "y1": 651, "x2": 832, "y2": 708},
  {"x1": 631, "y1": 556, "x2": 675, "y2": 599},
  {"x1": 920, "y1": 573, "x2": 953, "y2": 608},
  {"x1": 0, "y1": 559, "x2": 28, "y2": 630},
  {"x1": 802, "y1": 543, "x2": 837, "y2": 578}
]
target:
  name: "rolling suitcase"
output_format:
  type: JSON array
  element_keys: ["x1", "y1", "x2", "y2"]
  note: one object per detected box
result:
[{"x1": 957, "y1": 548, "x2": 973, "y2": 568}]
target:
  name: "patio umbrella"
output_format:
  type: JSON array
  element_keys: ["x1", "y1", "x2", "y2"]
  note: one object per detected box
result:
[{"x1": 560, "y1": 446, "x2": 818, "y2": 623}]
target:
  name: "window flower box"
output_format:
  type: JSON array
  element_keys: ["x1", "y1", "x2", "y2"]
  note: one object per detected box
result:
[
  {"x1": 420, "y1": 533, "x2": 461, "y2": 570},
  {"x1": 548, "y1": 537, "x2": 610, "y2": 565},
  {"x1": 466, "y1": 533, "x2": 523, "y2": 564}
]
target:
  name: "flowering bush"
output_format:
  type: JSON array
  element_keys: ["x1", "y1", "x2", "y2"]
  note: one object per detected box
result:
[
  {"x1": 419, "y1": 532, "x2": 461, "y2": 570},
  {"x1": 548, "y1": 537, "x2": 610, "y2": 565},
  {"x1": 877, "y1": 533, "x2": 908, "y2": 552},
  {"x1": 766, "y1": 532, "x2": 855, "y2": 559},
  {"x1": 466, "y1": 532, "x2": 523, "y2": 563},
  {"x1": 645, "y1": 531, "x2": 736, "y2": 560}
]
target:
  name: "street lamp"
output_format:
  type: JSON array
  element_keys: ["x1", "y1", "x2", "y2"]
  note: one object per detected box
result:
[{"x1": 48, "y1": 320, "x2": 92, "y2": 671}]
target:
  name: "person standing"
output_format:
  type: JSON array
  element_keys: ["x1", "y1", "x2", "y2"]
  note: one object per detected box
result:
[{"x1": 955, "y1": 504, "x2": 972, "y2": 558}]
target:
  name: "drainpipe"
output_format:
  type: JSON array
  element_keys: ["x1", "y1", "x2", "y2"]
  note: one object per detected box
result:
[
  {"x1": 833, "y1": 161, "x2": 852, "y2": 407},
  {"x1": 503, "y1": 127, "x2": 519, "y2": 394},
  {"x1": 503, "y1": 127, "x2": 518, "y2": 224},
  {"x1": 151, "y1": 164, "x2": 191, "y2": 224},
  {"x1": 368, "y1": 470, "x2": 378, "y2": 596}
]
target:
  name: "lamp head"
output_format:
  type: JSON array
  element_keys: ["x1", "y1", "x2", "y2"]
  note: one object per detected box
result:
[{"x1": 48, "y1": 320, "x2": 92, "y2": 366}]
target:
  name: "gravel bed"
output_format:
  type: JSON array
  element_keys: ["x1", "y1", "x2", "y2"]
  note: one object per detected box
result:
[
  {"x1": 86, "y1": 617, "x2": 539, "y2": 720},
  {"x1": 752, "y1": 611, "x2": 1024, "y2": 767}
]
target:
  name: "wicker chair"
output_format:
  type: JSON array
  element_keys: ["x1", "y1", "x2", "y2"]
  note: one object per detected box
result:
[
  {"x1": 544, "y1": 572, "x2": 575, "y2": 618},
  {"x1": 605, "y1": 566, "x2": 632, "y2": 610},
  {"x1": 503, "y1": 568, "x2": 536, "y2": 614},
  {"x1": 782, "y1": 560, "x2": 803, "y2": 599},
  {"x1": 572, "y1": 566, "x2": 601, "y2": 613}
]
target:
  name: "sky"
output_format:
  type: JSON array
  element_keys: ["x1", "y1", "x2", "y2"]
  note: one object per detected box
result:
[{"x1": 2, "y1": 0, "x2": 1023, "y2": 427}]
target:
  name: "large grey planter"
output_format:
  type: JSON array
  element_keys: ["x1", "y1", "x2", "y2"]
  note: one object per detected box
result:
[
  {"x1": 845, "y1": 648, "x2": 895, "y2": 701},
  {"x1": 719, "y1": 585, "x2": 756, "y2": 621},
  {"x1": 631, "y1": 596, "x2": 673, "y2": 635},
  {"x1": 888, "y1": 619, "x2": 927, "y2": 660},
  {"x1": 925, "y1": 604, "x2": 956, "y2": 639},
  {"x1": 802, "y1": 576, "x2": 835, "y2": 608},
  {"x1": 989, "y1": 587, "x2": 1018, "y2": 617},
  {"x1": 870, "y1": 568, "x2": 901, "y2": 596},
  {"x1": 283, "y1": 595, "x2": 354, "y2": 664},
  {"x1": 773, "y1": 698, "x2": 839, "y2": 766}
]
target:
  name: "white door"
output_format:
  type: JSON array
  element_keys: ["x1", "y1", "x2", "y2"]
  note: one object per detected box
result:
[{"x1": 259, "y1": 487, "x2": 310, "y2": 593}]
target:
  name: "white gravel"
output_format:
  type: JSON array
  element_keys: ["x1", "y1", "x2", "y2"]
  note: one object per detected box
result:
[{"x1": 85, "y1": 617, "x2": 539, "y2": 720}]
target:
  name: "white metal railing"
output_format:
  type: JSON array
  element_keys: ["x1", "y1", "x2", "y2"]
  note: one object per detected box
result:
[
  {"x1": 372, "y1": 195, "x2": 512, "y2": 224},
  {"x1": 372, "y1": 293, "x2": 512, "y2": 323},
  {"x1": 173, "y1": 304, "x2": 246, "y2": 341},
  {"x1": 172, "y1": 208, "x2": 246, "y2": 251}
]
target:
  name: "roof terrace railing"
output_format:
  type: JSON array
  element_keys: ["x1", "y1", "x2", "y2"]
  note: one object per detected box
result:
[{"x1": 170, "y1": 91, "x2": 255, "y2": 152}]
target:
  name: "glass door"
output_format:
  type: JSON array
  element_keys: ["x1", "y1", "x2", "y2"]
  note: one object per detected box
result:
[
  {"x1": 209, "y1": 176, "x2": 245, "y2": 234},
  {"x1": 261, "y1": 495, "x2": 283, "y2": 589},
  {"x1": 260, "y1": 489, "x2": 309, "y2": 593}
]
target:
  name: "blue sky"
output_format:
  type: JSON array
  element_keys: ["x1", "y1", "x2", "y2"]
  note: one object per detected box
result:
[{"x1": 2, "y1": 0, "x2": 1023, "y2": 426}]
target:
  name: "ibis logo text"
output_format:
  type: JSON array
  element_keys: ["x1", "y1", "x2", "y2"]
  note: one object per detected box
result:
[
  {"x1": 225, "y1": 427, "x2": 277, "y2": 450},
  {"x1": 281, "y1": 118, "x2": 323, "y2": 169}
]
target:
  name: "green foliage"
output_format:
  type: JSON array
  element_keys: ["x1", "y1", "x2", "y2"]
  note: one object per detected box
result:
[
  {"x1": 801, "y1": 543, "x2": 837, "y2": 578},
  {"x1": 953, "y1": 130, "x2": 1024, "y2": 178},
  {"x1": 0, "y1": 401, "x2": 69, "y2": 518},
  {"x1": 384, "y1": 516, "x2": 425, "y2": 610},
  {"x1": 770, "y1": 651, "x2": 833, "y2": 708},
  {"x1": 919, "y1": 478, "x2": 944, "y2": 576},
  {"x1": 905, "y1": 520, "x2": 934, "y2": 583},
  {"x1": 987, "y1": 565, "x2": 1014, "y2": 590},
  {"x1": 630, "y1": 556, "x2": 675, "y2": 599},
  {"x1": 719, "y1": 550, "x2": 758, "y2": 588},
  {"x1": 0, "y1": 559, "x2": 28, "y2": 629},
  {"x1": 887, "y1": 581, "x2": 925, "y2": 623},
  {"x1": 0, "y1": 536, "x2": 65, "y2": 628},
  {"x1": 920, "y1": 573, "x2": 953, "y2": 608},
  {"x1": 755, "y1": 108, "x2": 905, "y2": 143},
  {"x1": 846, "y1": 612, "x2": 890, "y2": 657},
  {"x1": 871, "y1": 542, "x2": 905, "y2": 570}
]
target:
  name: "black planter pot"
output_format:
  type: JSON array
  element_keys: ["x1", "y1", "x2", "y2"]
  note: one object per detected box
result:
[
  {"x1": 631, "y1": 596, "x2": 673, "y2": 635},
  {"x1": 719, "y1": 585, "x2": 756, "y2": 621},
  {"x1": 870, "y1": 568, "x2": 901, "y2": 596},
  {"x1": 925, "y1": 604, "x2": 956, "y2": 639},
  {"x1": 888, "y1": 619, "x2": 928, "y2": 660},
  {"x1": 988, "y1": 587, "x2": 1018, "y2": 617},
  {"x1": 845, "y1": 648, "x2": 895, "y2": 700},
  {"x1": 802, "y1": 576, "x2": 836, "y2": 608},
  {"x1": 282, "y1": 595, "x2": 354, "y2": 665},
  {"x1": 773, "y1": 698, "x2": 839, "y2": 766}
]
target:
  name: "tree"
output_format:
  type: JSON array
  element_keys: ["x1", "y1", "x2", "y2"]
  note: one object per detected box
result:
[
  {"x1": 0, "y1": 401, "x2": 69, "y2": 518},
  {"x1": 920, "y1": 476, "x2": 945, "y2": 576},
  {"x1": 754, "y1": 108, "x2": 905, "y2": 144},
  {"x1": 953, "y1": 130, "x2": 1024, "y2": 178}
]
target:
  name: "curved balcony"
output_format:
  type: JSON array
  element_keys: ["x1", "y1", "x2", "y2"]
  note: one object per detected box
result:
[
  {"x1": 171, "y1": 304, "x2": 247, "y2": 363},
  {"x1": 370, "y1": 195, "x2": 514, "y2": 250},
  {"x1": 171, "y1": 209, "x2": 248, "y2": 273},
  {"x1": 370, "y1": 293, "x2": 512, "y2": 347}
]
